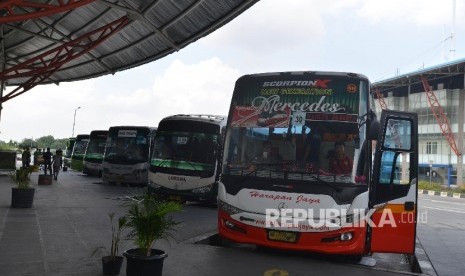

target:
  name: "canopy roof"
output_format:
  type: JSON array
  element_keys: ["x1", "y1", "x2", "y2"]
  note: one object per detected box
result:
[
  {"x1": 0, "y1": 0, "x2": 257, "y2": 95},
  {"x1": 372, "y1": 58, "x2": 465, "y2": 96}
]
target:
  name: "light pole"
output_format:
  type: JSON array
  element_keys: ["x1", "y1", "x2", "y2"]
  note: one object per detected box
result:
[
  {"x1": 429, "y1": 160, "x2": 433, "y2": 185},
  {"x1": 72, "y1": 107, "x2": 81, "y2": 137}
]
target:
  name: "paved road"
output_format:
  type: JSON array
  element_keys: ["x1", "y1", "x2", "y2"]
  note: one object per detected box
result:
[
  {"x1": 0, "y1": 170, "x2": 426, "y2": 275},
  {"x1": 417, "y1": 194, "x2": 465, "y2": 276}
]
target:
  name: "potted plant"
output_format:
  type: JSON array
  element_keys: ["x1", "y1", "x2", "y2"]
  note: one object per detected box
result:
[
  {"x1": 92, "y1": 213, "x2": 127, "y2": 275},
  {"x1": 123, "y1": 193, "x2": 182, "y2": 276},
  {"x1": 10, "y1": 167, "x2": 35, "y2": 208}
]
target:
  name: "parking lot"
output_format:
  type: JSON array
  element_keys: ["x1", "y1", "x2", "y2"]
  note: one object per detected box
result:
[{"x1": 0, "y1": 170, "x2": 427, "y2": 276}]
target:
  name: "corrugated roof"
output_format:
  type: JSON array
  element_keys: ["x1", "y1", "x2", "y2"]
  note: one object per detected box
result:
[
  {"x1": 0, "y1": 0, "x2": 258, "y2": 87},
  {"x1": 372, "y1": 58, "x2": 465, "y2": 93}
]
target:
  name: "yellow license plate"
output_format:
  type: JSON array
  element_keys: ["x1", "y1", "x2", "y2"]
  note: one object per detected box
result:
[
  {"x1": 168, "y1": 195, "x2": 182, "y2": 202},
  {"x1": 268, "y1": 230, "x2": 298, "y2": 243}
]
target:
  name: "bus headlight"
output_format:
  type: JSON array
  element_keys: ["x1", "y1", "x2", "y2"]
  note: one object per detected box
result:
[
  {"x1": 340, "y1": 232, "x2": 353, "y2": 241},
  {"x1": 192, "y1": 185, "x2": 212, "y2": 194},
  {"x1": 218, "y1": 200, "x2": 242, "y2": 215}
]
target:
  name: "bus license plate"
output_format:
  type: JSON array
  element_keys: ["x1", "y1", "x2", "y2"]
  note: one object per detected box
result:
[
  {"x1": 268, "y1": 230, "x2": 297, "y2": 243},
  {"x1": 168, "y1": 195, "x2": 182, "y2": 202}
]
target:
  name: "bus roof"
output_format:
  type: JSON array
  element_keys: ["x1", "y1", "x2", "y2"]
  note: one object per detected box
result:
[
  {"x1": 160, "y1": 114, "x2": 227, "y2": 125},
  {"x1": 89, "y1": 130, "x2": 109, "y2": 135},
  {"x1": 75, "y1": 134, "x2": 90, "y2": 140},
  {"x1": 108, "y1": 126, "x2": 156, "y2": 130},
  {"x1": 108, "y1": 126, "x2": 157, "y2": 136},
  {"x1": 237, "y1": 71, "x2": 369, "y2": 81}
]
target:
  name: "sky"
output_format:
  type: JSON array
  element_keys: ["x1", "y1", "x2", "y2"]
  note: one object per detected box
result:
[{"x1": 1, "y1": 0, "x2": 465, "y2": 142}]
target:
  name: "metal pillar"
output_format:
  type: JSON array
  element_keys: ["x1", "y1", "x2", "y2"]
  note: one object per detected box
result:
[
  {"x1": 457, "y1": 88, "x2": 464, "y2": 186},
  {"x1": 0, "y1": 25, "x2": 5, "y2": 124}
]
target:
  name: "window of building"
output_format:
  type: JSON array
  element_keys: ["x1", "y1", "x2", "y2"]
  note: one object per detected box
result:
[{"x1": 426, "y1": 141, "x2": 437, "y2": 154}]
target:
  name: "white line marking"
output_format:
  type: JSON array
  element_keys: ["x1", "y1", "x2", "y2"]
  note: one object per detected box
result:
[
  {"x1": 430, "y1": 199, "x2": 465, "y2": 206},
  {"x1": 422, "y1": 206, "x2": 465, "y2": 214}
]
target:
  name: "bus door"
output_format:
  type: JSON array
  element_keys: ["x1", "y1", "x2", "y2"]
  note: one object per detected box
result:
[{"x1": 369, "y1": 110, "x2": 418, "y2": 254}]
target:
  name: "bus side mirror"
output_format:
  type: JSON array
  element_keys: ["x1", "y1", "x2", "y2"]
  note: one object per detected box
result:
[{"x1": 367, "y1": 120, "x2": 380, "y2": 140}]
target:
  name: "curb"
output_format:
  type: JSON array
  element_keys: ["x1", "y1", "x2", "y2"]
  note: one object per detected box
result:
[
  {"x1": 418, "y1": 189, "x2": 465, "y2": 199},
  {"x1": 410, "y1": 238, "x2": 437, "y2": 276}
]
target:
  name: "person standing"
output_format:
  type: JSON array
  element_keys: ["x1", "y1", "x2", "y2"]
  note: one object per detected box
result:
[
  {"x1": 33, "y1": 148, "x2": 42, "y2": 166},
  {"x1": 52, "y1": 151, "x2": 63, "y2": 180},
  {"x1": 22, "y1": 148, "x2": 31, "y2": 168},
  {"x1": 43, "y1": 148, "x2": 53, "y2": 175}
]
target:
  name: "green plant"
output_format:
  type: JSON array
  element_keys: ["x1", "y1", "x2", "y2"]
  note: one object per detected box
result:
[
  {"x1": 92, "y1": 213, "x2": 127, "y2": 259},
  {"x1": 0, "y1": 144, "x2": 15, "y2": 150},
  {"x1": 10, "y1": 167, "x2": 32, "y2": 189},
  {"x1": 125, "y1": 193, "x2": 182, "y2": 257},
  {"x1": 418, "y1": 181, "x2": 465, "y2": 194},
  {"x1": 109, "y1": 213, "x2": 127, "y2": 259},
  {"x1": 418, "y1": 181, "x2": 443, "y2": 192}
]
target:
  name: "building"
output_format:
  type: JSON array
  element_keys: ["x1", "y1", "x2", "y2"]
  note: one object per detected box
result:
[{"x1": 372, "y1": 58, "x2": 465, "y2": 186}]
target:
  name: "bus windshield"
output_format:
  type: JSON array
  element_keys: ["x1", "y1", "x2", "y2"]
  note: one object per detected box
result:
[
  {"x1": 151, "y1": 121, "x2": 219, "y2": 177},
  {"x1": 223, "y1": 122, "x2": 359, "y2": 183},
  {"x1": 65, "y1": 138, "x2": 75, "y2": 158},
  {"x1": 222, "y1": 73, "x2": 368, "y2": 185},
  {"x1": 86, "y1": 139, "x2": 106, "y2": 157},
  {"x1": 105, "y1": 129, "x2": 150, "y2": 164},
  {"x1": 85, "y1": 132, "x2": 107, "y2": 161},
  {"x1": 73, "y1": 137, "x2": 89, "y2": 157}
]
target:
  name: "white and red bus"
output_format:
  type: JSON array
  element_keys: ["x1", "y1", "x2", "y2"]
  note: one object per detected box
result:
[{"x1": 218, "y1": 71, "x2": 418, "y2": 257}]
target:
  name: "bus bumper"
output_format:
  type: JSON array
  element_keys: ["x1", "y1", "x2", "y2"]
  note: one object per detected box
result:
[
  {"x1": 148, "y1": 183, "x2": 217, "y2": 203},
  {"x1": 102, "y1": 171, "x2": 148, "y2": 186},
  {"x1": 82, "y1": 162, "x2": 102, "y2": 176},
  {"x1": 218, "y1": 210, "x2": 367, "y2": 255}
]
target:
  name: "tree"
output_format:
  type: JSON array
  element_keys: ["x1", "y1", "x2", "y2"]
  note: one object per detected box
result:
[
  {"x1": 19, "y1": 138, "x2": 35, "y2": 149},
  {"x1": 8, "y1": 140, "x2": 17, "y2": 147},
  {"x1": 51, "y1": 138, "x2": 67, "y2": 150},
  {"x1": 36, "y1": 135, "x2": 55, "y2": 148}
]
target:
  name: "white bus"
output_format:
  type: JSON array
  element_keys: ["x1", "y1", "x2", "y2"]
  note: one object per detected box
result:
[
  {"x1": 218, "y1": 71, "x2": 418, "y2": 257},
  {"x1": 148, "y1": 114, "x2": 226, "y2": 202},
  {"x1": 102, "y1": 126, "x2": 157, "y2": 186}
]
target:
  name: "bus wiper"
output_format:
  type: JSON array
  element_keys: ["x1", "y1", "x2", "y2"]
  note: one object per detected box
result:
[
  {"x1": 251, "y1": 161, "x2": 288, "y2": 166},
  {"x1": 155, "y1": 156, "x2": 175, "y2": 168},
  {"x1": 173, "y1": 156, "x2": 200, "y2": 173},
  {"x1": 160, "y1": 156, "x2": 211, "y2": 178},
  {"x1": 241, "y1": 162, "x2": 288, "y2": 177}
]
